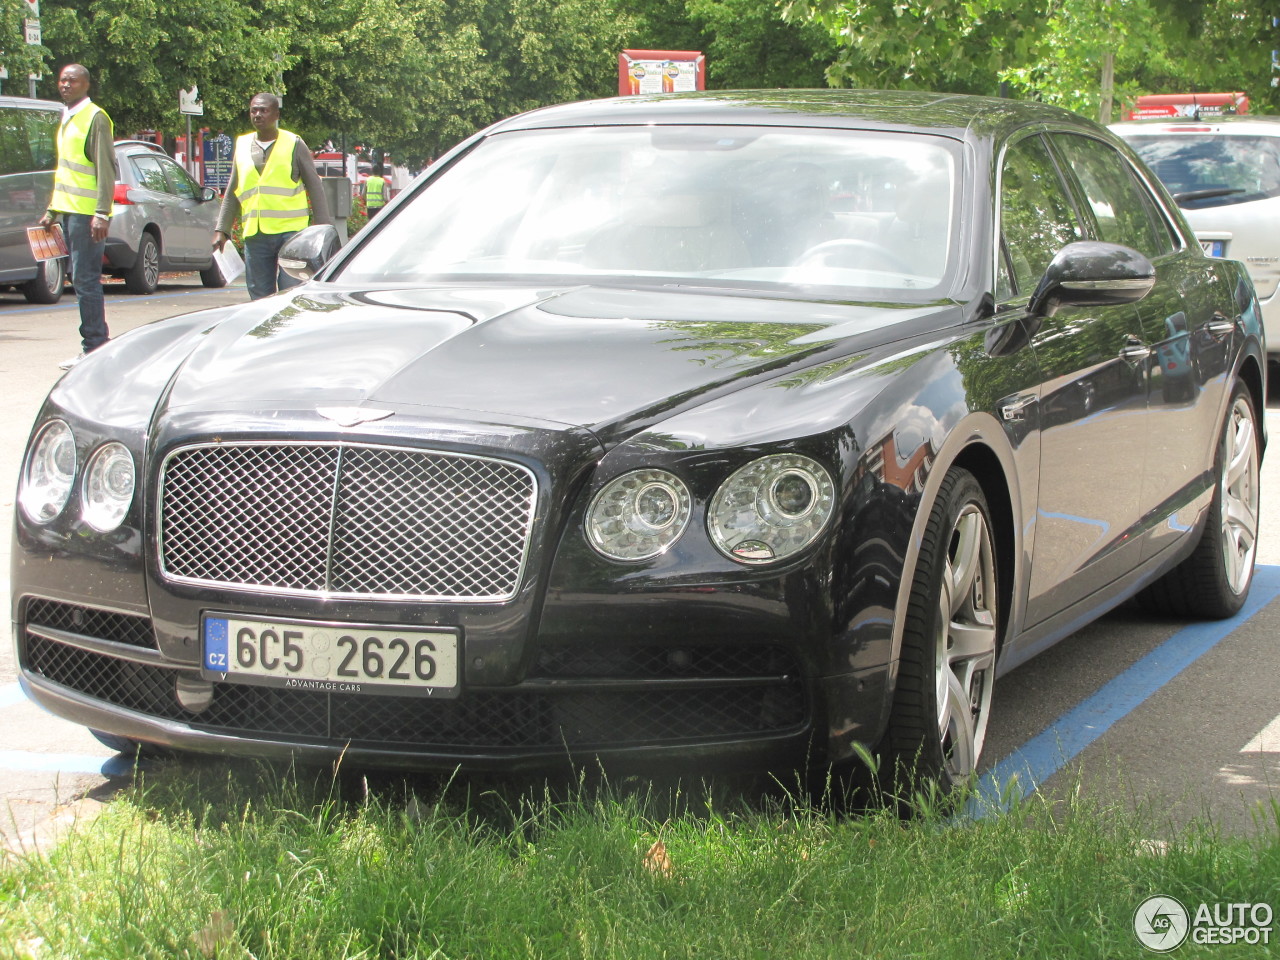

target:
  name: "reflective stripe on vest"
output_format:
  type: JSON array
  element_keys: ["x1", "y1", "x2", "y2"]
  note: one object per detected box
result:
[
  {"x1": 366, "y1": 176, "x2": 386, "y2": 204},
  {"x1": 52, "y1": 104, "x2": 111, "y2": 215},
  {"x1": 233, "y1": 130, "x2": 309, "y2": 237}
]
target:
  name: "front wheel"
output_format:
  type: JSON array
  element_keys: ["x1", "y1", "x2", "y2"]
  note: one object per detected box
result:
[
  {"x1": 882, "y1": 468, "x2": 1000, "y2": 795},
  {"x1": 199, "y1": 256, "x2": 227, "y2": 288},
  {"x1": 1138, "y1": 381, "x2": 1260, "y2": 618}
]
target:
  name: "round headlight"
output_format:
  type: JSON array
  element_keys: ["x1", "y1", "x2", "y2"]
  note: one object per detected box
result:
[
  {"x1": 587, "y1": 469, "x2": 692, "y2": 561},
  {"x1": 82, "y1": 442, "x2": 136, "y2": 532},
  {"x1": 708, "y1": 454, "x2": 835, "y2": 564},
  {"x1": 18, "y1": 419, "x2": 77, "y2": 524}
]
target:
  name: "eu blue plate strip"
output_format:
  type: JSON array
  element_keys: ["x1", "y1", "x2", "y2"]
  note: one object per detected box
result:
[{"x1": 973, "y1": 563, "x2": 1280, "y2": 816}]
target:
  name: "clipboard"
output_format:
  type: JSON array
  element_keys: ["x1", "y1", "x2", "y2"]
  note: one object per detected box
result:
[{"x1": 27, "y1": 223, "x2": 69, "y2": 262}]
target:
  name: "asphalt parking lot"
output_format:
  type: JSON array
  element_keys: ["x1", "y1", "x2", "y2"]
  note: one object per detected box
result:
[{"x1": 3, "y1": 277, "x2": 1280, "y2": 854}]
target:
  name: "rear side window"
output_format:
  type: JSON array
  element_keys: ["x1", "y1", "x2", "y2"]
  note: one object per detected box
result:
[
  {"x1": 131, "y1": 155, "x2": 171, "y2": 193},
  {"x1": 1122, "y1": 133, "x2": 1280, "y2": 209},
  {"x1": 1051, "y1": 133, "x2": 1175, "y2": 258},
  {"x1": 999, "y1": 135, "x2": 1084, "y2": 298}
]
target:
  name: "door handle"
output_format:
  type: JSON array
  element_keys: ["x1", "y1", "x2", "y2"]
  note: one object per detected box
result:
[
  {"x1": 1000, "y1": 393, "x2": 1037, "y2": 422},
  {"x1": 1204, "y1": 318, "x2": 1236, "y2": 337}
]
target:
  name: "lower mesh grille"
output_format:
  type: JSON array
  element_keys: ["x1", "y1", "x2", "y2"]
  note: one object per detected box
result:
[
  {"x1": 24, "y1": 599, "x2": 157, "y2": 650},
  {"x1": 22, "y1": 633, "x2": 807, "y2": 751}
]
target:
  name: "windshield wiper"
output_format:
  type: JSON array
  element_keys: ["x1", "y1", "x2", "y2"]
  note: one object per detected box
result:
[{"x1": 1173, "y1": 187, "x2": 1246, "y2": 204}]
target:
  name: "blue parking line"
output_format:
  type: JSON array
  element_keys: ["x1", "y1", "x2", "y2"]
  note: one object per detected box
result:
[
  {"x1": 974, "y1": 563, "x2": 1280, "y2": 815},
  {"x1": 0, "y1": 750, "x2": 116, "y2": 775},
  {"x1": 0, "y1": 684, "x2": 29, "y2": 709}
]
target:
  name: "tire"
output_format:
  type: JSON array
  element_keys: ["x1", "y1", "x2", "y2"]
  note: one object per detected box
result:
[
  {"x1": 123, "y1": 232, "x2": 160, "y2": 294},
  {"x1": 199, "y1": 256, "x2": 227, "y2": 288},
  {"x1": 882, "y1": 467, "x2": 1000, "y2": 796},
  {"x1": 22, "y1": 256, "x2": 65, "y2": 304},
  {"x1": 1137, "y1": 381, "x2": 1260, "y2": 618}
]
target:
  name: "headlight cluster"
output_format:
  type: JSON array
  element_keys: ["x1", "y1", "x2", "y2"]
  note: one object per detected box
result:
[
  {"x1": 18, "y1": 420, "x2": 136, "y2": 532},
  {"x1": 586, "y1": 453, "x2": 835, "y2": 565},
  {"x1": 587, "y1": 469, "x2": 692, "y2": 561}
]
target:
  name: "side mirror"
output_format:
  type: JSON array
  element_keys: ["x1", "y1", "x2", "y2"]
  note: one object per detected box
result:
[
  {"x1": 278, "y1": 224, "x2": 342, "y2": 282},
  {"x1": 1027, "y1": 241, "x2": 1155, "y2": 319},
  {"x1": 200, "y1": 186, "x2": 219, "y2": 202}
]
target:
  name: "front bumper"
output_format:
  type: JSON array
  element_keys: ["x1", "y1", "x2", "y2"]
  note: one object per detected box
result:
[{"x1": 15, "y1": 595, "x2": 834, "y2": 773}]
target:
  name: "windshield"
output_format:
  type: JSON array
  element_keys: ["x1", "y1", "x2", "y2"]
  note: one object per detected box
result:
[
  {"x1": 1121, "y1": 132, "x2": 1280, "y2": 209},
  {"x1": 337, "y1": 126, "x2": 961, "y2": 299}
]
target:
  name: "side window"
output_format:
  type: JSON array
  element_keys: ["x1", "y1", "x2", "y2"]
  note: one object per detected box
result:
[
  {"x1": 0, "y1": 107, "x2": 58, "y2": 176},
  {"x1": 160, "y1": 157, "x2": 198, "y2": 199},
  {"x1": 132, "y1": 155, "x2": 171, "y2": 193},
  {"x1": 1052, "y1": 134, "x2": 1173, "y2": 257},
  {"x1": 999, "y1": 135, "x2": 1084, "y2": 297}
]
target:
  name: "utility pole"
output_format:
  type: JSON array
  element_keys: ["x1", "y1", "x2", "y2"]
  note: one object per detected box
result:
[{"x1": 1100, "y1": 51, "x2": 1115, "y2": 124}]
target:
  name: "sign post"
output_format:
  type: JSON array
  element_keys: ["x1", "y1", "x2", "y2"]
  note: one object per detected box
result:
[
  {"x1": 25, "y1": 0, "x2": 40, "y2": 98},
  {"x1": 179, "y1": 86, "x2": 205, "y2": 179}
]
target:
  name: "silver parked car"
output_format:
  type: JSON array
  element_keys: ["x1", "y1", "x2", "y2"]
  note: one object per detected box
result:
[
  {"x1": 1111, "y1": 116, "x2": 1280, "y2": 364},
  {"x1": 108, "y1": 140, "x2": 226, "y2": 294}
]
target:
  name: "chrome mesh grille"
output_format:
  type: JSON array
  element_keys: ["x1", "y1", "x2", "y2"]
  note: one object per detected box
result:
[{"x1": 159, "y1": 443, "x2": 536, "y2": 601}]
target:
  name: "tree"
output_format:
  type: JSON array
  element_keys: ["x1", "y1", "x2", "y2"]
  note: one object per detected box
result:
[
  {"x1": 0, "y1": 0, "x2": 45, "y2": 91},
  {"x1": 36, "y1": 0, "x2": 294, "y2": 134}
]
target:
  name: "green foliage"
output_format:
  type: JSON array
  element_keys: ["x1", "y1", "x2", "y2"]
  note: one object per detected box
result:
[{"x1": 2, "y1": 763, "x2": 1279, "y2": 958}]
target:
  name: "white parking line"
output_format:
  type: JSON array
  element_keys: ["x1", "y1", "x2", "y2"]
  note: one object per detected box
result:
[{"x1": 1240, "y1": 714, "x2": 1280, "y2": 753}]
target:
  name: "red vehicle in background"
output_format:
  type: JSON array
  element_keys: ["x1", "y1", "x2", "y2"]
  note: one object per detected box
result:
[{"x1": 1127, "y1": 92, "x2": 1250, "y2": 120}]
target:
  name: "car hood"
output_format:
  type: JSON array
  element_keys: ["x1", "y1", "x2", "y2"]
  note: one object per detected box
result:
[{"x1": 58, "y1": 282, "x2": 956, "y2": 443}]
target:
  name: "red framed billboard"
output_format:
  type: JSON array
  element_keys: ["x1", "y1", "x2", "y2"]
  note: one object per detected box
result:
[
  {"x1": 1126, "y1": 92, "x2": 1249, "y2": 120},
  {"x1": 618, "y1": 49, "x2": 705, "y2": 96}
]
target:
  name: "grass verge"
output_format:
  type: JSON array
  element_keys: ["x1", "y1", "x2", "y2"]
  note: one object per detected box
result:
[{"x1": 1, "y1": 760, "x2": 1277, "y2": 959}]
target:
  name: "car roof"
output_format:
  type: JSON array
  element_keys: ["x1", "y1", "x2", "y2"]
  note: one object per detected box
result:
[
  {"x1": 115, "y1": 139, "x2": 169, "y2": 155},
  {"x1": 485, "y1": 89, "x2": 1105, "y2": 145}
]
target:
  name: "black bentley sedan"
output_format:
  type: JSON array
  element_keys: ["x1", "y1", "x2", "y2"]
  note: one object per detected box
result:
[{"x1": 12, "y1": 90, "x2": 1265, "y2": 791}]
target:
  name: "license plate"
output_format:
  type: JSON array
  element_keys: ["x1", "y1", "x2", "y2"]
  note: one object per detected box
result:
[
  {"x1": 201, "y1": 614, "x2": 459, "y2": 698},
  {"x1": 1200, "y1": 239, "x2": 1225, "y2": 257}
]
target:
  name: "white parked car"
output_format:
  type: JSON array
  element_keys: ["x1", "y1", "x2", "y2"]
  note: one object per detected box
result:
[{"x1": 1111, "y1": 116, "x2": 1280, "y2": 363}]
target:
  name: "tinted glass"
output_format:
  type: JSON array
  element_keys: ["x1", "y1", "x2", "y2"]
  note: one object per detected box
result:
[
  {"x1": 1121, "y1": 132, "x2": 1280, "y2": 209},
  {"x1": 132, "y1": 155, "x2": 171, "y2": 193},
  {"x1": 338, "y1": 126, "x2": 962, "y2": 300},
  {"x1": 0, "y1": 106, "x2": 58, "y2": 177},
  {"x1": 1052, "y1": 134, "x2": 1170, "y2": 256},
  {"x1": 999, "y1": 135, "x2": 1083, "y2": 296}
]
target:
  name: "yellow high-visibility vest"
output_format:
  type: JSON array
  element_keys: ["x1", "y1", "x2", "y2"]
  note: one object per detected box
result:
[
  {"x1": 233, "y1": 130, "x2": 309, "y2": 237},
  {"x1": 365, "y1": 175, "x2": 386, "y2": 205},
  {"x1": 52, "y1": 104, "x2": 111, "y2": 216}
]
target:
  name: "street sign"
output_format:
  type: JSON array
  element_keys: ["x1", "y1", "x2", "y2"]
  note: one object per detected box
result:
[
  {"x1": 24, "y1": 19, "x2": 40, "y2": 45},
  {"x1": 24, "y1": 0, "x2": 39, "y2": 16},
  {"x1": 179, "y1": 86, "x2": 204, "y2": 116}
]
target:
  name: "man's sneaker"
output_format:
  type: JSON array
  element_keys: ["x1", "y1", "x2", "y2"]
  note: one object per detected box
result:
[{"x1": 57, "y1": 352, "x2": 85, "y2": 371}]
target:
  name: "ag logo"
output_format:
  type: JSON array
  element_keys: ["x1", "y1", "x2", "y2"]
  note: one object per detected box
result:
[{"x1": 1134, "y1": 895, "x2": 1190, "y2": 952}]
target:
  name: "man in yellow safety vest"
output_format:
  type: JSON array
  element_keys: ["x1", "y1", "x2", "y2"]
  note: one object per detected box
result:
[
  {"x1": 362, "y1": 166, "x2": 388, "y2": 216},
  {"x1": 39, "y1": 63, "x2": 119, "y2": 370},
  {"x1": 213, "y1": 92, "x2": 331, "y2": 299}
]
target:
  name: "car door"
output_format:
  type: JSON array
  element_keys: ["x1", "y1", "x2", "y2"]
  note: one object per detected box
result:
[
  {"x1": 998, "y1": 132, "x2": 1149, "y2": 626},
  {"x1": 1048, "y1": 132, "x2": 1239, "y2": 563},
  {"x1": 129, "y1": 153, "x2": 189, "y2": 262},
  {"x1": 0, "y1": 103, "x2": 58, "y2": 282},
  {"x1": 157, "y1": 155, "x2": 210, "y2": 263}
]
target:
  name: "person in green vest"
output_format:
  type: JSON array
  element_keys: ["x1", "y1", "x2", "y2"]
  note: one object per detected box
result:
[
  {"x1": 362, "y1": 165, "x2": 388, "y2": 216},
  {"x1": 213, "y1": 92, "x2": 331, "y2": 300},
  {"x1": 39, "y1": 63, "x2": 119, "y2": 370}
]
